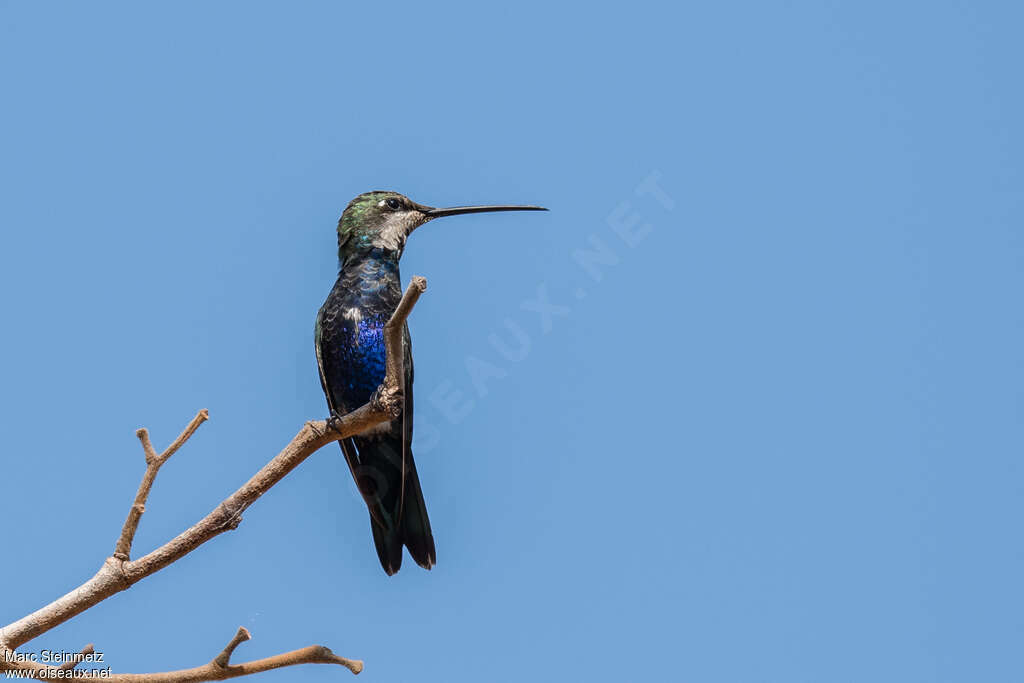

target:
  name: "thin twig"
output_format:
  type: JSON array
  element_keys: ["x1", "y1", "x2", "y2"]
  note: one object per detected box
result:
[
  {"x1": 213, "y1": 627, "x2": 251, "y2": 668},
  {"x1": 104, "y1": 634, "x2": 364, "y2": 681},
  {"x1": 383, "y1": 275, "x2": 427, "y2": 402},
  {"x1": 114, "y1": 410, "x2": 210, "y2": 561}
]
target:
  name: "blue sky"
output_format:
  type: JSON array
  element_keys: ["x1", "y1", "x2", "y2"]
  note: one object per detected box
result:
[{"x1": 1, "y1": 2, "x2": 1022, "y2": 681}]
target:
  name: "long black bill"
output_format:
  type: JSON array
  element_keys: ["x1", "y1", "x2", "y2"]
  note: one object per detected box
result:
[{"x1": 424, "y1": 204, "x2": 548, "y2": 218}]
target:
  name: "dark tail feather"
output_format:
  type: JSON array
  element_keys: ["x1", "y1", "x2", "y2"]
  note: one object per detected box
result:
[
  {"x1": 400, "y1": 453, "x2": 436, "y2": 570},
  {"x1": 370, "y1": 516, "x2": 403, "y2": 576},
  {"x1": 345, "y1": 436, "x2": 435, "y2": 575}
]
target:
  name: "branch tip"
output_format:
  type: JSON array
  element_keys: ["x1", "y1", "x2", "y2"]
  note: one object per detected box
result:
[
  {"x1": 321, "y1": 647, "x2": 364, "y2": 675},
  {"x1": 214, "y1": 627, "x2": 252, "y2": 668},
  {"x1": 136, "y1": 428, "x2": 158, "y2": 463},
  {"x1": 161, "y1": 409, "x2": 210, "y2": 461}
]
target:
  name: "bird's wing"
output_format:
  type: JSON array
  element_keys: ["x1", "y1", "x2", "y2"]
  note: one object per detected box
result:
[
  {"x1": 314, "y1": 306, "x2": 335, "y2": 414},
  {"x1": 398, "y1": 323, "x2": 413, "y2": 523},
  {"x1": 315, "y1": 306, "x2": 367, "y2": 494}
]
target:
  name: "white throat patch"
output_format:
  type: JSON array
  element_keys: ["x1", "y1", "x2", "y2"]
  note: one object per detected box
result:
[{"x1": 371, "y1": 221, "x2": 407, "y2": 251}]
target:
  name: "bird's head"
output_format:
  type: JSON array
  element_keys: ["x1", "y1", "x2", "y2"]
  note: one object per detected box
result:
[{"x1": 336, "y1": 190, "x2": 546, "y2": 264}]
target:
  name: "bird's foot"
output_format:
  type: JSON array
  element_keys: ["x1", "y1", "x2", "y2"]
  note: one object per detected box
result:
[
  {"x1": 370, "y1": 383, "x2": 404, "y2": 419},
  {"x1": 325, "y1": 409, "x2": 346, "y2": 434}
]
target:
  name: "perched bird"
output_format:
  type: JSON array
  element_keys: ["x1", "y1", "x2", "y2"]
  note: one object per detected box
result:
[{"x1": 315, "y1": 191, "x2": 547, "y2": 575}]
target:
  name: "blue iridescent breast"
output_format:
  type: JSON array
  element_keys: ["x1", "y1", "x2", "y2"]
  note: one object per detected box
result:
[{"x1": 335, "y1": 314, "x2": 388, "y2": 410}]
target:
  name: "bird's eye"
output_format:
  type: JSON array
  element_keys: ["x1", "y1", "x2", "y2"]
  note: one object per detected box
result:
[{"x1": 386, "y1": 198, "x2": 401, "y2": 210}]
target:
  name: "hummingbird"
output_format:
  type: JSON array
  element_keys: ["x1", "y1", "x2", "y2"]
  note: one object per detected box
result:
[{"x1": 315, "y1": 191, "x2": 547, "y2": 575}]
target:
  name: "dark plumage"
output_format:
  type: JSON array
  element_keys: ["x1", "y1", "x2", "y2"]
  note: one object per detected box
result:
[
  {"x1": 316, "y1": 245, "x2": 434, "y2": 574},
  {"x1": 315, "y1": 191, "x2": 546, "y2": 574}
]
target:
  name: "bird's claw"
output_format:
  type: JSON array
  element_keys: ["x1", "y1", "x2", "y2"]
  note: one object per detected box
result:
[
  {"x1": 370, "y1": 383, "x2": 404, "y2": 419},
  {"x1": 325, "y1": 409, "x2": 346, "y2": 434}
]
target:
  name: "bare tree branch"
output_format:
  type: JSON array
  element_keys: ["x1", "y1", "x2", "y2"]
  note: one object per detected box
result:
[
  {"x1": 0, "y1": 276, "x2": 429, "y2": 679},
  {"x1": 99, "y1": 627, "x2": 363, "y2": 682},
  {"x1": 0, "y1": 630, "x2": 362, "y2": 681}
]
